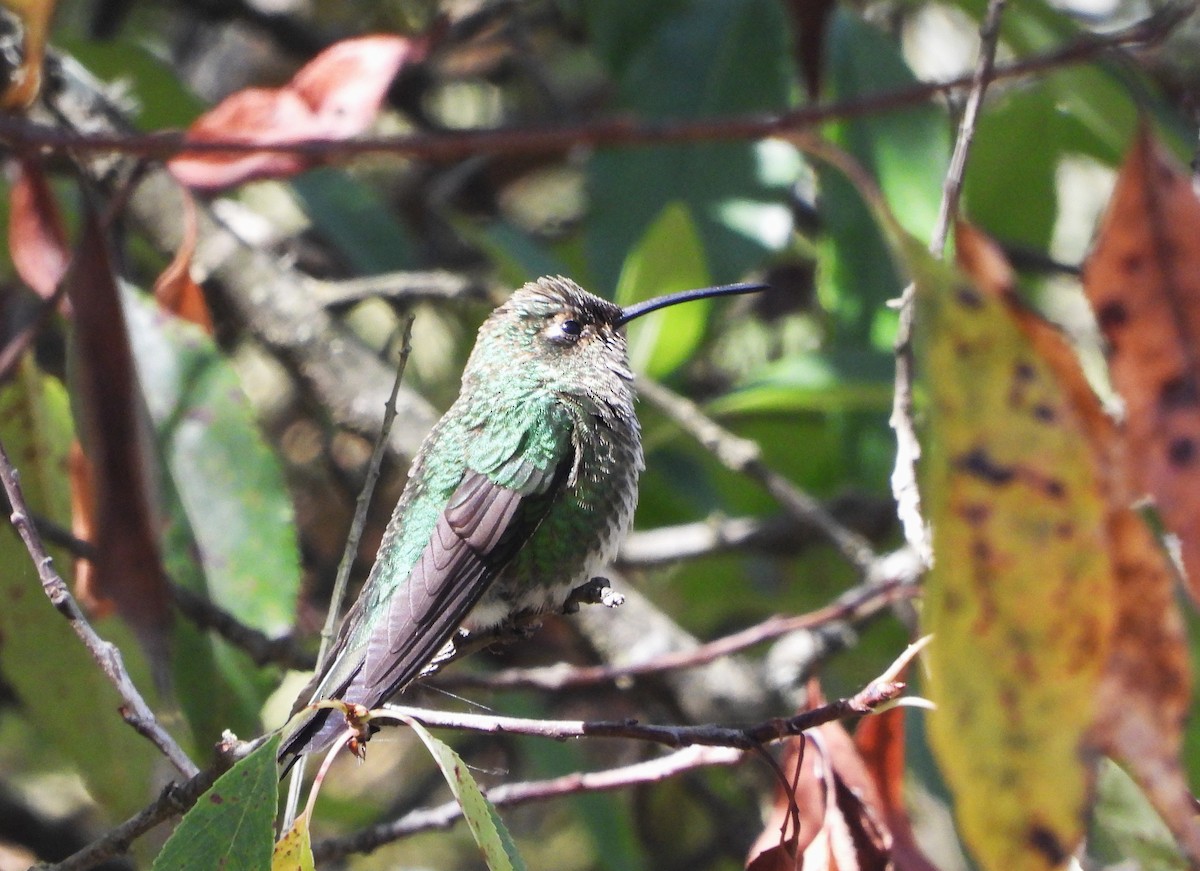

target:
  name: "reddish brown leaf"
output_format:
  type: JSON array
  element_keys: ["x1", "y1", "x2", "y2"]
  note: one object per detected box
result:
[
  {"x1": 748, "y1": 687, "x2": 892, "y2": 871},
  {"x1": 958, "y1": 220, "x2": 1200, "y2": 863},
  {"x1": 855, "y1": 705, "x2": 941, "y2": 871},
  {"x1": 152, "y1": 190, "x2": 212, "y2": 331},
  {"x1": 168, "y1": 34, "x2": 426, "y2": 191},
  {"x1": 1081, "y1": 125, "x2": 1200, "y2": 604},
  {"x1": 65, "y1": 201, "x2": 171, "y2": 665},
  {"x1": 8, "y1": 159, "x2": 71, "y2": 303}
]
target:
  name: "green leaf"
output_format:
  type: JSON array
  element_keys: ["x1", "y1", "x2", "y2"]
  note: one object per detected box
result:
[
  {"x1": 123, "y1": 287, "x2": 299, "y2": 635},
  {"x1": 710, "y1": 350, "x2": 894, "y2": 416},
  {"x1": 404, "y1": 718, "x2": 528, "y2": 871},
  {"x1": 0, "y1": 357, "x2": 157, "y2": 817},
  {"x1": 1088, "y1": 758, "x2": 1190, "y2": 870},
  {"x1": 121, "y1": 288, "x2": 298, "y2": 747},
  {"x1": 153, "y1": 735, "x2": 282, "y2": 871},
  {"x1": 614, "y1": 202, "x2": 711, "y2": 378},
  {"x1": 818, "y1": 9, "x2": 950, "y2": 345},
  {"x1": 583, "y1": 0, "x2": 795, "y2": 290}
]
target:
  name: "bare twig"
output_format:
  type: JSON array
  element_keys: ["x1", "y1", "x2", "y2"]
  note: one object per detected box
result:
[
  {"x1": 1, "y1": 12, "x2": 1180, "y2": 164},
  {"x1": 314, "y1": 745, "x2": 745, "y2": 861},
  {"x1": 169, "y1": 584, "x2": 313, "y2": 670},
  {"x1": 636, "y1": 377, "x2": 877, "y2": 575},
  {"x1": 930, "y1": 0, "x2": 1007, "y2": 256},
  {"x1": 891, "y1": 0, "x2": 1008, "y2": 564},
  {"x1": 309, "y1": 270, "x2": 490, "y2": 309},
  {"x1": 434, "y1": 566, "x2": 918, "y2": 692},
  {"x1": 36, "y1": 735, "x2": 265, "y2": 871},
  {"x1": 380, "y1": 674, "x2": 903, "y2": 749},
  {"x1": 0, "y1": 437, "x2": 199, "y2": 779}
]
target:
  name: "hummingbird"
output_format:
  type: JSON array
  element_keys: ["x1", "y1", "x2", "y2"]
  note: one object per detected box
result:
[{"x1": 279, "y1": 275, "x2": 765, "y2": 767}]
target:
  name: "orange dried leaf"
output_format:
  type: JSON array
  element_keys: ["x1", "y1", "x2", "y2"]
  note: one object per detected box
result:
[
  {"x1": 8, "y1": 159, "x2": 70, "y2": 302},
  {"x1": 1082, "y1": 126, "x2": 1200, "y2": 602},
  {"x1": 152, "y1": 191, "x2": 212, "y2": 331},
  {"x1": 169, "y1": 34, "x2": 426, "y2": 191},
  {"x1": 855, "y1": 704, "x2": 941, "y2": 871}
]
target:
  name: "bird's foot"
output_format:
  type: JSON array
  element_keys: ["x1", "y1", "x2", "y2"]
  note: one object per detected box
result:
[{"x1": 562, "y1": 577, "x2": 625, "y2": 614}]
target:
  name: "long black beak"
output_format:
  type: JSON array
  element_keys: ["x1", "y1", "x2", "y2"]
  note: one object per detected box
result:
[{"x1": 615, "y1": 282, "x2": 769, "y2": 327}]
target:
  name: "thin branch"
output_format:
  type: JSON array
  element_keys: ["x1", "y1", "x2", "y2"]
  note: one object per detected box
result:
[
  {"x1": 0, "y1": 436, "x2": 199, "y2": 779},
  {"x1": 930, "y1": 0, "x2": 1007, "y2": 256},
  {"x1": 36, "y1": 735, "x2": 265, "y2": 871},
  {"x1": 636, "y1": 377, "x2": 877, "y2": 575},
  {"x1": 1, "y1": 11, "x2": 1181, "y2": 164},
  {"x1": 617, "y1": 493, "x2": 895, "y2": 567},
  {"x1": 378, "y1": 678, "x2": 902, "y2": 749},
  {"x1": 284, "y1": 316, "x2": 417, "y2": 829},
  {"x1": 891, "y1": 0, "x2": 1007, "y2": 564},
  {"x1": 434, "y1": 563, "x2": 918, "y2": 692},
  {"x1": 314, "y1": 744, "x2": 745, "y2": 861},
  {"x1": 309, "y1": 270, "x2": 490, "y2": 309},
  {"x1": 169, "y1": 584, "x2": 313, "y2": 670}
]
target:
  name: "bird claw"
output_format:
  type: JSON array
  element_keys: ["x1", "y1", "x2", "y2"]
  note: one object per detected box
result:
[{"x1": 563, "y1": 577, "x2": 625, "y2": 613}]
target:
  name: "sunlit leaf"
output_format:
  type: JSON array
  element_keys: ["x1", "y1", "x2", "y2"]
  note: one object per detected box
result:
[
  {"x1": 614, "y1": 202, "x2": 711, "y2": 378},
  {"x1": 916, "y1": 237, "x2": 1114, "y2": 870}
]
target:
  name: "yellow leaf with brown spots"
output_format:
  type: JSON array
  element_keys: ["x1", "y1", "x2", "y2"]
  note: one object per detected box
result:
[
  {"x1": 960, "y1": 222, "x2": 1199, "y2": 863},
  {"x1": 1082, "y1": 125, "x2": 1200, "y2": 605},
  {"x1": 916, "y1": 243, "x2": 1115, "y2": 871}
]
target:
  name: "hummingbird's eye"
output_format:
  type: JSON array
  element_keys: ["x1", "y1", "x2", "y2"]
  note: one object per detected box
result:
[{"x1": 545, "y1": 317, "x2": 585, "y2": 345}]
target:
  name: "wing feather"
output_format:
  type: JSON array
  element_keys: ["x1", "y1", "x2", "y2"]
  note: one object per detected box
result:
[{"x1": 280, "y1": 451, "x2": 571, "y2": 766}]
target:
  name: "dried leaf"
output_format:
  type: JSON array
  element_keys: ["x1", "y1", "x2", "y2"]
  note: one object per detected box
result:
[
  {"x1": 169, "y1": 34, "x2": 426, "y2": 191},
  {"x1": 7, "y1": 159, "x2": 71, "y2": 303},
  {"x1": 919, "y1": 229, "x2": 1115, "y2": 871},
  {"x1": 152, "y1": 190, "x2": 211, "y2": 331},
  {"x1": 0, "y1": 0, "x2": 57, "y2": 108},
  {"x1": 66, "y1": 201, "x2": 171, "y2": 664},
  {"x1": 747, "y1": 698, "x2": 892, "y2": 871},
  {"x1": 855, "y1": 704, "x2": 941, "y2": 871},
  {"x1": 1081, "y1": 125, "x2": 1200, "y2": 603}
]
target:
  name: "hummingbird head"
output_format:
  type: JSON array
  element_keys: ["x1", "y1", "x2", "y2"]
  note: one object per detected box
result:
[{"x1": 462, "y1": 275, "x2": 767, "y2": 401}]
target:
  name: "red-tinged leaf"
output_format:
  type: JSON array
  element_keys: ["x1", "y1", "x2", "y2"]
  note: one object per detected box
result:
[
  {"x1": 152, "y1": 190, "x2": 212, "y2": 332},
  {"x1": 856, "y1": 708, "x2": 942, "y2": 871},
  {"x1": 291, "y1": 35, "x2": 426, "y2": 136},
  {"x1": 8, "y1": 159, "x2": 71, "y2": 303},
  {"x1": 167, "y1": 89, "x2": 314, "y2": 189},
  {"x1": 1081, "y1": 125, "x2": 1200, "y2": 604},
  {"x1": 748, "y1": 687, "x2": 892, "y2": 871},
  {"x1": 66, "y1": 202, "x2": 171, "y2": 666},
  {"x1": 747, "y1": 736, "x2": 819, "y2": 870},
  {"x1": 169, "y1": 34, "x2": 426, "y2": 191}
]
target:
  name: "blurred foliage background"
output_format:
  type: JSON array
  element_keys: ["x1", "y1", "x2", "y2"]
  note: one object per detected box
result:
[{"x1": 1, "y1": 0, "x2": 1200, "y2": 868}]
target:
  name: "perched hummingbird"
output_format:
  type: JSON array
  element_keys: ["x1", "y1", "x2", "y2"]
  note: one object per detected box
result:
[{"x1": 279, "y1": 275, "x2": 765, "y2": 766}]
